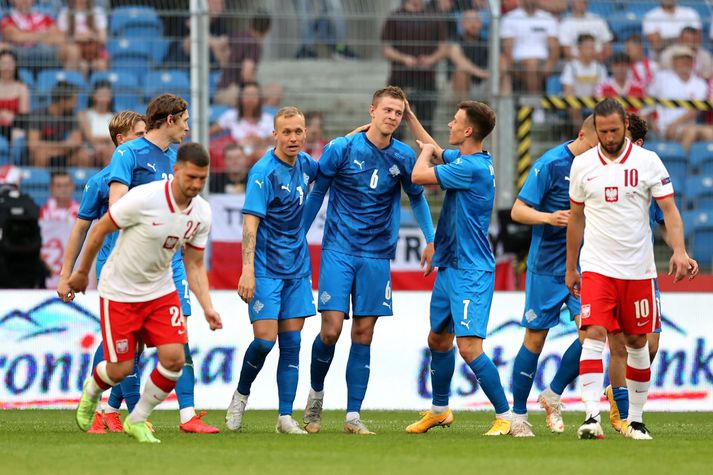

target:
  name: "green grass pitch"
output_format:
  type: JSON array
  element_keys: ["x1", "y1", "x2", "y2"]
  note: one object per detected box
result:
[{"x1": 1, "y1": 410, "x2": 711, "y2": 475}]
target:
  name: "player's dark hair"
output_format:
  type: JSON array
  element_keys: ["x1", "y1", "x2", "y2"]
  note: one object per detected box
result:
[
  {"x1": 681, "y1": 26, "x2": 699, "y2": 36},
  {"x1": 177, "y1": 142, "x2": 210, "y2": 168},
  {"x1": 610, "y1": 52, "x2": 631, "y2": 65},
  {"x1": 458, "y1": 100, "x2": 496, "y2": 141},
  {"x1": 51, "y1": 80, "x2": 79, "y2": 104},
  {"x1": 593, "y1": 98, "x2": 626, "y2": 126},
  {"x1": 577, "y1": 33, "x2": 595, "y2": 45},
  {"x1": 627, "y1": 112, "x2": 648, "y2": 144},
  {"x1": 250, "y1": 10, "x2": 271, "y2": 34},
  {"x1": 50, "y1": 170, "x2": 71, "y2": 184},
  {"x1": 372, "y1": 86, "x2": 407, "y2": 106},
  {"x1": 146, "y1": 93, "x2": 188, "y2": 131}
]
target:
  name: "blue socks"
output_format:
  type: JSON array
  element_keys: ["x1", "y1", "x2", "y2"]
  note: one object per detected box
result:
[
  {"x1": 277, "y1": 331, "x2": 301, "y2": 416},
  {"x1": 91, "y1": 343, "x2": 104, "y2": 369},
  {"x1": 550, "y1": 338, "x2": 582, "y2": 395},
  {"x1": 613, "y1": 386, "x2": 629, "y2": 419},
  {"x1": 468, "y1": 353, "x2": 510, "y2": 414},
  {"x1": 176, "y1": 343, "x2": 195, "y2": 409},
  {"x1": 237, "y1": 337, "x2": 275, "y2": 395},
  {"x1": 512, "y1": 345, "x2": 540, "y2": 415},
  {"x1": 346, "y1": 343, "x2": 371, "y2": 413},
  {"x1": 430, "y1": 348, "x2": 455, "y2": 406},
  {"x1": 94, "y1": 341, "x2": 141, "y2": 412},
  {"x1": 310, "y1": 335, "x2": 336, "y2": 392}
]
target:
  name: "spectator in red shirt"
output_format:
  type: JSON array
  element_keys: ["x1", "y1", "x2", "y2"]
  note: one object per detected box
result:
[
  {"x1": 40, "y1": 171, "x2": 80, "y2": 222},
  {"x1": 596, "y1": 52, "x2": 647, "y2": 112},
  {"x1": 1, "y1": 0, "x2": 81, "y2": 73}
]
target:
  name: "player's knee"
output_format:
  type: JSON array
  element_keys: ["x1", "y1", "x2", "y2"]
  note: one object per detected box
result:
[
  {"x1": 160, "y1": 353, "x2": 186, "y2": 373},
  {"x1": 458, "y1": 345, "x2": 482, "y2": 363},
  {"x1": 111, "y1": 361, "x2": 135, "y2": 381},
  {"x1": 351, "y1": 326, "x2": 374, "y2": 345},
  {"x1": 427, "y1": 332, "x2": 452, "y2": 352},
  {"x1": 320, "y1": 328, "x2": 341, "y2": 346}
]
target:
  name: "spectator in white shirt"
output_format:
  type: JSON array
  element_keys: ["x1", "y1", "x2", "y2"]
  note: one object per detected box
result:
[
  {"x1": 500, "y1": 0, "x2": 559, "y2": 95},
  {"x1": 561, "y1": 34, "x2": 607, "y2": 126},
  {"x1": 643, "y1": 0, "x2": 701, "y2": 57},
  {"x1": 559, "y1": 0, "x2": 613, "y2": 61},
  {"x1": 648, "y1": 45, "x2": 713, "y2": 151},
  {"x1": 660, "y1": 26, "x2": 713, "y2": 80}
]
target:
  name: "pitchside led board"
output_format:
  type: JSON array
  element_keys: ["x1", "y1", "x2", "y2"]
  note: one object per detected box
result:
[{"x1": 1, "y1": 290, "x2": 712, "y2": 412}]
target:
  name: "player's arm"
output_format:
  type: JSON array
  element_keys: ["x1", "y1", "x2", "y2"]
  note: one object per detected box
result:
[
  {"x1": 183, "y1": 245, "x2": 222, "y2": 330},
  {"x1": 411, "y1": 141, "x2": 440, "y2": 185},
  {"x1": 237, "y1": 214, "x2": 260, "y2": 303},
  {"x1": 565, "y1": 201, "x2": 585, "y2": 297},
  {"x1": 67, "y1": 213, "x2": 119, "y2": 293},
  {"x1": 657, "y1": 222, "x2": 700, "y2": 277},
  {"x1": 109, "y1": 181, "x2": 129, "y2": 206},
  {"x1": 404, "y1": 102, "x2": 443, "y2": 161},
  {"x1": 57, "y1": 218, "x2": 92, "y2": 302},
  {"x1": 511, "y1": 199, "x2": 569, "y2": 227},
  {"x1": 656, "y1": 196, "x2": 696, "y2": 282}
]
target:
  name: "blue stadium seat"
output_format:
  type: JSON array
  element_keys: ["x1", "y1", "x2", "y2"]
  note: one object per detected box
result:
[
  {"x1": 546, "y1": 74, "x2": 562, "y2": 96},
  {"x1": 682, "y1": 209, "x2": 712, "y2": 237},
  {"x1": 688, "y1": 211, "x2": 713, "y2": 267},
  {"x1": 108, "y1": 38, "x2": 154, "y2": 74},
  {"x1": 0, "y1": 135, "x2": 9, "y2": 165},
  {"x1": 18, "y1": 68, "x2": 34, "y2": 88},
  {"x1": 689, "y1": 141, "x2": 713, "y2": 175},
  {"x1": 686, "y1": 175, "x2": 713, "y2": 209},
  {"x1": 89, "y1": 70, "x2": 141, "y2": 112},
  {"x1": 35, "y1": 69, "x2": 88, "y2": 111},
  {"x1": 68, "y1": 167, "x2": 99, "y2": 190},
  {"x1": 209, "y1": 104, "x2": 230, "y2": 125},
  {"x1": 608, "y1": 12, "x2": 642, "y2": 41},
  {"x1": 109, "y1": 6, "x2": 162, "y2": 38},
  {"x1": 10, "y1": 136, "x2": 27, "y2": 166},
  {"x1": 209, "y1": 70, "x2": 222, "y2": 99},
  {"x1": 20, "y1": 167, "x2": 51, "y2": 205},
  {"x1": 587, "y1": 2, "x2": 622, "y2": 17},
  {"x1": 647, "y1": 141, "x2": 689, "y2": 183},
  {"x1": 679, "y1": 1, "x2": 712, "y2": 19},
  {"x1": 144, "y1": 70, "x2": 191, "y2": 102}
]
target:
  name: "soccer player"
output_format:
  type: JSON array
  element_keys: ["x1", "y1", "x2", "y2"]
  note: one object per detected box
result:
[
  {"x1": 56, "y1": 111, "x2": 146, "y2": 434},
  {"x1": 566, "y1": 98, "x2": 693, "y2": 440},
  {"x1": 69, "y1": 142, "x2": 222, "y2": 444},
  {"x1": 603, "y1": 113, "x2": 699, "y2": 432},
  {"x1": 301, "y1": 86, "x2": 436, "y2": 435},
  {"x1": 106, "y1": 94, "x2": 219, "y2": 433},
  {"x1": 404, "y1": 100, "x2": 513, "y2": 436},
  {"x1": 224, "y1": 107, "x2": 318, "y2": 435},
  {"x1": 508, "y1": 116, "x2": 599, "y2": 437}
]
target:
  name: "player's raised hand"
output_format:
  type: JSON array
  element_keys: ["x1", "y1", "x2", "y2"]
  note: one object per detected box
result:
[
  {"x1": 421, "y1": 242, "x2": 435, "y2": 277},
  {"x1": 565, "y1": 269, "x2": 581, "y2": 298},
  {"x1": 346, "y1": 123, "x2": 370, "y2": 136},
  {"x1": 416, "y1": 140, "x2": 436, "y2": 155},
  {"x1": 669, "y1": 250, "x2": 693, "y2": 283},
  {"x1": 57, "y1": 278, "x2": 75, "y2": 302},
  {"x1": 67, "y1": 271, "x2": 89, "y2": 295},
  {"x1": 204, "y1": 308, "x2": 223, "y2": 331},
  {"x1": 237, "y1": 271, "x2": 256, "y2": 303},
  {"x1": 548, "y1": 210, "x2": 570, "y2": 227}
]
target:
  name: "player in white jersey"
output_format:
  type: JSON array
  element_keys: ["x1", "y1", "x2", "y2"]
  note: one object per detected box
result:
[
  {"x1": 566, "y1": 99, "x2": 693, "y2": 441},
  {"x1": 68, "y1": 142, "x2": 222, "y2": 443}
]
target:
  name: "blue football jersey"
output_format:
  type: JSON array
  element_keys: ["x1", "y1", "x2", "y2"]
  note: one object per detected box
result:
[
  {"x1": 518, "y1": 141, "x2": 575, "y2": 276},
  {"x1": 316, "y1": 132, "x2": 424, "y2": 259},
  {"x1": 76, "y1": 166, "x2": 116, "y2": 277},
  {"x1": 243, "y1": 150, "x2": 319, "y2": 279},
  {"x1": 650, "y1": 200, "x2": 665, "y2": 243},
  {"x1": 433, "y1": 149, "x2": 496, "y2": 271}
]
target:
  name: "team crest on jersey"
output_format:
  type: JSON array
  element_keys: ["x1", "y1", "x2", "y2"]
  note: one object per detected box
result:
[
  {"x1": 388, "y1": 165, "x2": 401, "y2": 177},
  {"x1": 162, "y1": 235, "x2": 180, "y2": 250},
  {"x1": 605, "y1": 186, "x2": 619, "y2": 203},
  {"x1": 581, "y1": 304, "x2": 591, "y2": 319},
  {"x1": 303, "y1": 173, "x2": 310, "y2": 184},
  {"x1": 253, "y1": 299, "x2": 264, "y2": 314},
  {"x1": 320, "y1": 291, "x2": 331, "y2": 304},
  {"x1": 116, "y1": 339, "x2": 129, "y2": 354},
  {"x1": 525, "y1": 309, "x2": 538, "y2": 323}
]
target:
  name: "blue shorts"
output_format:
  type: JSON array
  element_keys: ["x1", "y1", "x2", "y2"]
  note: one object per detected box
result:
[
  {"x1": 430, "y1": 267, "x2": 494, "y2": 338},
  {"x1": 654, "y1": 278, "x2": 662, "y2": 334},
  {"x1": 249, "y1": 276, "x2": 316, "y2": 322},
  {"x1": 521, "y1": 271, "x2": 580, "y2": 330},
  {"x1": 317, "y1": 249, "x2": 392, "y2": 317}
]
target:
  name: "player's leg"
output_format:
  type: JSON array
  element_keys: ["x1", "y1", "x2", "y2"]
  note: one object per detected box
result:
[
  {"x1": 86, "y1": 343, "x2": 108, "y2": 433},
  {"x1": 605, "y1": 331, "x2": 629, "y2": 432},
  {"x1": 406, "y1": 269, "x2": 456, "y2": 433},
  {"x1": 577, "y1": 272, "x2": 618, "y2": 440},
  {"x1": 648, "y1": 332, "x2": 660, "y2": 363},
  {"x1": 103, "y1": 348, "x2": 142, "y2": 433}
]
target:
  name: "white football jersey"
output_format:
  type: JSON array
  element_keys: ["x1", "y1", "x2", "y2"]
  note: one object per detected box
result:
[
  {"x1": 99, "y1": 180, "x2": 211, "y2": 302},
  {"x1": 569, "y1": 139, "x2": 674, "y2": 280}
]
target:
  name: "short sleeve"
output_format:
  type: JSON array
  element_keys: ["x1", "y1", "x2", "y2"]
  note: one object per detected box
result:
[
  {"x1": 108, "y1": 145, "x2": 136, "y2": 186},
  {"x1": 188, "y1": 206, "x2": 212, "y2": 249},
  {"x1": 316, "y1": 137, "x2": 346, "y2": 178},
  {"x1": 518, "y1": 161, "x2": 551, "y2": 208},
  {"x1": 77, "y1": 179, "x2": 104, "y2": 221},
  {"x1": 107, "y1": 186, "x2": 144, "y2": 228},
  {"x1": 568, "y1": 158, "x2": 586, "y2": 205},
  {"x1": 642, "y1": 12, "x2": 659, "y2": 36},
  {"x1": 434, "y1": 158, "x2": 474, "y2": 190},
  {"x1": 442, "y1": 149, "x2": 460, "y2": 164},
  {"x1": 560, "y1": 62, "x2": 575, "y2": 86},
  {"x1": 400, "y1": 149, "x2": 424, "y2": 197},
  {"x1": 649, "y1": 154, "x2": 675, "y2": 199},
  {"x1": 598, "y1": 18, "x2": 614, "y2": 43},
  {"x1": 242, "y1": 167, "x2": 272, "y2": 217}
]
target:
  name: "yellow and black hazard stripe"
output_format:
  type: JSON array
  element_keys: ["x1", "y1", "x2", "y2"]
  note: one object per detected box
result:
[
  {"x1": 540, "y1": 96, "x2": 713, "y2": 111},
  {"x1": 516, "y1": 106, "x2": 533, "y2": 190}
]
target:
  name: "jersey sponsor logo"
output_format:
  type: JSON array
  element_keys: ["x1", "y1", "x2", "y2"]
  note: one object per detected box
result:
[
  {"x1": 116, "y1": 339, "x2": 129, "y2": 354},
  {"x1": 152, "y1": 221, "x2": 163, "y2": 226},
  {"x1": 303, "y1": 172, "x2": 310, "y2": 184},
  {"x1": 280, "y1": 184, "x2": 291, "y2": 193},
  {"x1": 254, "y1": 179, "x2": 264, "y2": 189},
  {"x1": 525, "y1": 309, "x2": 538, "y2": 323},
  {"x1": 146, "y1": 163, "x2": 157, "y2": 172},
  {"x1": 84, "y1": 184, "x2": 90, "y2": 192},
  {"x1": 252, "y1": 299, "x2": 264, "y2": 314},
  {"x1": 353, "y1": 159, "x2": 365, "y2": 170},
  {"x1": 382, "y1": 301, "x2": 391, "y2": 310},
  {"x1": 534, "y1": 168, "x2": 540, "y2": 176},
  {"x1": 519, "y1": 371, "x2": 534, "y2": 379},
  {"x1": 320, "y1": 291, "x2": 331, "y2": 304},
  {"x1": 637, "y1": 320, "x2": 650, "y2": 327},
  {"x1": 117, "y1": 149, "x2": 125, "y2": 156},
  {"x1": 460, "y1": 320, "x2": 471, "y2": 330},
  {"x1": 586, "y1": 175, "x2": 598, "y2": 182},
  {"x1": 388, "y1": 165, "x2": 401, "y2": 177},
  {"x1": 162, "y1": 235, "x2": 180, "y2": 250},
  {"x1": 605, "y1": 186, "x2": 619, "y2": 203}
]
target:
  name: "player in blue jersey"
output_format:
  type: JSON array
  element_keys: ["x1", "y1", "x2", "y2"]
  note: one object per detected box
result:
[
  {"x1": 57, "y1": 111, "x2": 146, "y2": 434},
  {"x1": 105, "y1": 94, "x2": 219, "y2": 434},
  {"x1": 603, "y1": 113, "x2": 699, "y2": 432},
  {"x1": 225, "y1": 107, "x2": 318, "y2": 435},
  {"x1": 508, "y1": 117, "x2": 599, "y2": 437},
  {"x1": 301, "y1": 87, "x2": 436, "y2": 435},
  {"x1": 404, "y1": 100, "x2": 513, "y2": 436}
]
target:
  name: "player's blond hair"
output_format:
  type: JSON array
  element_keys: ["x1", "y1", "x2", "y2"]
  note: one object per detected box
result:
[
  {"x1": 274, "y1": 106, "x2": 305, "y2": 128},
  {"x1": 108, "y1": 110, "x2": 145, "y2": 146}
]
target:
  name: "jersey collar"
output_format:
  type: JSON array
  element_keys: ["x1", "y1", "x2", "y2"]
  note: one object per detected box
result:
[
  {"x1": 597, "y1": 138, "x2": 632, "y2": 165},
  {"x1": 164, "y1": 180, "x2": 194, "y2": 215}
]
